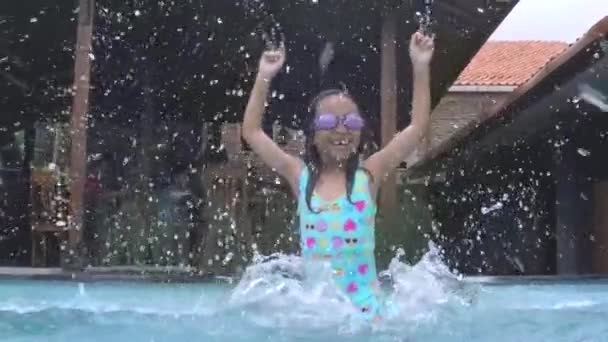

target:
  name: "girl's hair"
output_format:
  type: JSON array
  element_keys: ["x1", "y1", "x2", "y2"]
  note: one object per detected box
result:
[{"x1": 303, "y1": 89, "x2": 372, "y2": 213}]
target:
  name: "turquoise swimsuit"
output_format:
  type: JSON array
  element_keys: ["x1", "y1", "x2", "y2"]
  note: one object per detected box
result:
[{"x1": 297, "y1": 167, "x2": 382, "y2": 319}]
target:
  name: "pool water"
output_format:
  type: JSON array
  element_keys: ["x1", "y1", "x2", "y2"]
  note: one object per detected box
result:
[{"x1": 1, "y1": 253, "x2": 607, "y2": 341}]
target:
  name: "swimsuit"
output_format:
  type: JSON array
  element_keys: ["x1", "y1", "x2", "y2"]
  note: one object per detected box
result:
[{"x1": 297, "y1": 167, "x2": 382, "y2": 319}]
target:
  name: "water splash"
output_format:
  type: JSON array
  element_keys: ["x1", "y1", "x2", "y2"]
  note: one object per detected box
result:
[
  {"x1": 481, "y1": 202, "x2": 503, "y2": 215},
  {"x1": 578, "y1": 83, "x2": 608, "y2": 112},
  {"x1": 228, "y1": 242, "x2": 479, "y2": 331},
  {"x1": 242, "y1": 0, "x2": 286, "y2": 50},
  {"x1": 261, "y1": 19, "x2": 285, "y2": 50},
  {"x1": 417, "y1": 0, "x2": 435, "y2": 37},
  {"x1": 577, "y1": 148, "x2": 591, "y2": 157},
  {"x1": 0, "y1": 246, "x2": 478, "y2": 337}
]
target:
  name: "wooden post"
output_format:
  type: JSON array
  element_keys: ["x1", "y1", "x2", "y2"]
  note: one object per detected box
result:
[
  {"x1": 68, "y1": 0, "x2": 95, "y2": 252},
  {"x1": 593, "y1": 182, "x2": 608, "y2": 274},
  {"x1": 239, "y1": 177, "x2": 254, "y2": 261},
  {"x1": 22, "y1": 122, "x2": 36, "y2": 265},
  {"x1": 379, "y1": 14, "x2": 398, "y2": 220}
]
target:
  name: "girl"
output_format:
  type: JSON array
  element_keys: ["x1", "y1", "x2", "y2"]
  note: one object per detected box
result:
[{"x1": 242, "y1": 31, "x2": 435, "y2": 319}]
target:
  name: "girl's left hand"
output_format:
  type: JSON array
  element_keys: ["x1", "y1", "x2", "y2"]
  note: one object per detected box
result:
[{"x1": 409, "y1": 31, "x2": 435, "y2": 68}]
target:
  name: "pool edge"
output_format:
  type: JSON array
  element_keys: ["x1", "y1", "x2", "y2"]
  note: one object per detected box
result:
[
  {"x1": 463, "y1": 274, "x2": 608, "y2": 285},
  {"x1": 1, "y1": 267, "x2": 608, "y2": 285},
  {"x1": 0, "y1": 267, "x2": 228, "y2": 284}
]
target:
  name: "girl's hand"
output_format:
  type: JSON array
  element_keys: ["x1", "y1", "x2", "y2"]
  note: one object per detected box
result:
[
  {"x1": 258, "y1": 47, "x2": 286, "y2": 81},
  {"x1": 409, "y1": 31, "x2": 435, "y2": 69}
]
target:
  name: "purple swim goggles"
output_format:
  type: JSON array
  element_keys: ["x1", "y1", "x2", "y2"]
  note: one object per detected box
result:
[{"x1": 313, "y1": 113, "x2": 365, "y2": 131}]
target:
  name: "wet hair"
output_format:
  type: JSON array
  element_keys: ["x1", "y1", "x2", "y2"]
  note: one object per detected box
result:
[{"x1": 303, "y1": 89, "x2": 372, "y2": 213}]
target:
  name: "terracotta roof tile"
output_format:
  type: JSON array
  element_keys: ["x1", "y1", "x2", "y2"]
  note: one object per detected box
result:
[{"x1": 454, "y1": 41, "x2": 570, "y2": 86}]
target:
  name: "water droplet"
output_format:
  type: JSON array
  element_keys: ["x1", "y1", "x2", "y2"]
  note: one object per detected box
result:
[
  {"x1": 481, "y1": 202, "x2": 503, "y2": 215},
  {"x1": 577, "y1": 148, "x2": 591, "y2": 157},
  {"x1": 30, "y1": 17, "x2": 38, "y2": 23},
  {"x1": 217, "y1": 17, "x2": 223, "y2": 24},
  {"x1": 477, "y1": 7, "x2": 485, "y2": 13},
  {"x1": 134, "y1": 10, "x2": 141, "y2": 17}
]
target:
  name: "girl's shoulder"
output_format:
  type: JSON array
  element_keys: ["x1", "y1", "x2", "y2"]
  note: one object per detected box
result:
[
  {"x1": 298, "y1": 165, "x2": 310, "y2": 183},
  {"x1": 355, "y1": 167, "x2": 374, "y2": 185}
]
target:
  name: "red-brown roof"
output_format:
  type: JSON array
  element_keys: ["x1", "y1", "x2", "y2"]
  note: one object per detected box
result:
[
  {"x1": 405, "y1": 16, "x2": 608, "y2": 175},
  {"x1": 454, "y1": 41, "x2": 570, "y2": 87}
]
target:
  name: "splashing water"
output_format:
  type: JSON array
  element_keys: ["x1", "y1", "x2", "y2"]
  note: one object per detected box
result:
[
  {"x1": 2, "y1": 259, "x2": 607, "y2": 340},
  {"x1": 481, "y1": 202, "x2": 504, "y2": 215},
  {"x1": 417, "y1": 0, "x2": 435, "y2": 37},
  {"x1": 228, "y1": 253, "x2": 353, "y2": 330},
  {"x1": 242, "y1": 0, "x2": 286, "y2": 50},
  {"x1": 228, "y1": 242, "x2": 479, "y2": 333},
  {"x1": 261, "y1": 20, "x2": 285, "y2": 50},
  {"x1": 578, "y1": 83, "x2": 608, "y2": 112}
]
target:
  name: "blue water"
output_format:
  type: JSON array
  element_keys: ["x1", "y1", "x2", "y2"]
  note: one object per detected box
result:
[{"x1": 1, "y1": 254, "x2": 607, "y2": 342}]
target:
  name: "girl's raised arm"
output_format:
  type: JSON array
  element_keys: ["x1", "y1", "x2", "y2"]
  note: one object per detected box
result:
[
  {"x1": 242, "y1": 48, "x2": 303, "y2": 194},
  {"x1": 364, "y1": 32, "x2": 434, "y2": 186}
]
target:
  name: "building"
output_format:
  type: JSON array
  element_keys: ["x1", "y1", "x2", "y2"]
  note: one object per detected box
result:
[
  {"x1": 404, "y1": 17, "x2": 608, "y2": 276},
  {"x1": 406, "y1": 40, "x2": 569, "y2": 166}
]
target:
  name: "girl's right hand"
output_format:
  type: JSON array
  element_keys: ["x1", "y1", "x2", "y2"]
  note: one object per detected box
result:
[
  {"x1": 258, "y1": 47, "x2": 286, "y2": 81},
  {"x1": 409, "y1": 31, "x2": 434, "y2": 69}
]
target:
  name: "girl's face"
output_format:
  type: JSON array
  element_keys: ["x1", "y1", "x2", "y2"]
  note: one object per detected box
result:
[{"x1": 313, "y1": 94, "x2": 363, "y2": 163}]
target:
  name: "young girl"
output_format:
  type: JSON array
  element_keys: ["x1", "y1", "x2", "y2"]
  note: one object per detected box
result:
[{"x1": 242, "y1": 31, "x2": 435, "y2": 319}]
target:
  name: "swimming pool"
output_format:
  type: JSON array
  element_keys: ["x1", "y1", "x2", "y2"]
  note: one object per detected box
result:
[{"x1": 1, "y1": 260, "x2": 607, "y2": 341}]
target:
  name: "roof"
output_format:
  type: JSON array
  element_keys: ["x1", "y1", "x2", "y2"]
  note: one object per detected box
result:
[
  {"x1": 406, "y1": 16, "x2": 608, "y2": 175},
  {"x1": 453, "y1": 41, "x2": 569, "y2": 87},
  {"x1": 404, "y1": 41, "x2": 570, "y2": 166}
]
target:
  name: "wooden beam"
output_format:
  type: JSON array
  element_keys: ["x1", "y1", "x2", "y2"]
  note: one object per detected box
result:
[
  {"x1": 68, "y1": 0, "x2": 95, "y2": 251},
  {"x1": 380, "y1": 13, "x2": 398, "y2": 217},
  {"x1": 593, "y1": 181, "x2": 608, "y2": 274}
]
